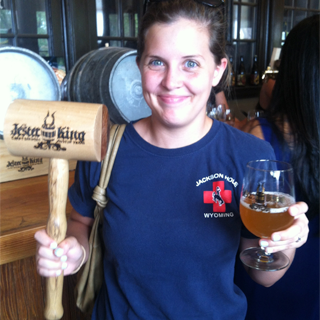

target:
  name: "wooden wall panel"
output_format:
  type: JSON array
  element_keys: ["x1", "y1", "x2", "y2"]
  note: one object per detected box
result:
[{"x1": 0, "y1": 257, "x2": 91, "y2": 320}]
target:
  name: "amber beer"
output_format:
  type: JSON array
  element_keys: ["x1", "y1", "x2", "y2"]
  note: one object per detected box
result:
[{"x1": 240, "y1": 192, "x2": 295, "y2": 238}]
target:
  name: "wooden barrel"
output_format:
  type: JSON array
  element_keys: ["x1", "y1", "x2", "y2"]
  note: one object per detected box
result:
[
  {"x1": 0, "y1": 46, "x2": 61, "y2": 136},
  {"x1": 64, "y1": 47, "x2": 151, "y2": 124}
]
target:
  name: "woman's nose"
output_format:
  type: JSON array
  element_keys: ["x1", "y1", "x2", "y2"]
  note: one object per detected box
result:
[{"x1": 161, "y1": 67, "x2": 183, "y2": 90}]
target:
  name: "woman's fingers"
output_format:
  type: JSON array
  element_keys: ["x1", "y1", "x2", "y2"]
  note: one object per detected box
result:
[
  {"x1": 288, "y1": 201, "x2": 309, "y2": 217},
  {"x1": 271, "y1": 219, "x2": 308, "y2": 242},
  {"x1": 50, "y1": 237, "x2": 81, "y2": 275},
  {"x1": 37, "y1": 244, "x2": 59, "y2": 260},
  {"x1": 34, "y1": 231, "x2": 85, "y2": 277},
  {"x1": 260, "y1": 201, "x2": 309, "y2": 253},
  {"x1": 278, "y1": 201, "x2": 309, "y2": 241},
  {"x1": 36, "y1": 248, "x2": 68, "y2": 277},
  {"x1": 34, "y1": 230, "x2": 69, "y2": 276},
  {"x1": 261, "y1": 234, "x2": 308, "y2": 254},
  {"x1": 34, "y1": 229, "x2": 58, "y2": 249},
  {"x1": 37, "y1": 262, "x2": 68, "y2": 277}
]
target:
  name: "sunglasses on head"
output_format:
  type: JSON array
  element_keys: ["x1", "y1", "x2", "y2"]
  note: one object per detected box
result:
[{"x1": 143, "y1": 0, "x2": 225, "y2": 15}]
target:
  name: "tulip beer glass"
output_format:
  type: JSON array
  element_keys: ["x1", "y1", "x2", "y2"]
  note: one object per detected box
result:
[{"x1": 240, "y1": 160, "x2": 295, "y2": 271}]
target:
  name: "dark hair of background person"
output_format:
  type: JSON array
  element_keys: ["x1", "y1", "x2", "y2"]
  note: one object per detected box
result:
[
  {"x1": 266, "y1": 14, "x2": 319, "y2": 218},
  {"x1": 136, "y1": 0, "x2": 231, "y2": 91}
]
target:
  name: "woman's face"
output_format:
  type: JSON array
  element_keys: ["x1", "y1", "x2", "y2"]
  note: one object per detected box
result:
[{"x1": 137, "y1": 18, "x2": 226, "y2": 129}]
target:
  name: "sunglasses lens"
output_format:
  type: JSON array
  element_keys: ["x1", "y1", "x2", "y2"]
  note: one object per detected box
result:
[
  {"x1": 143, "y1": 0, "x2": 163, "y2": 14},
  {"x1": 199, "y1": 0, "x2": 224, "y2": 7},
  {"x1": 144, "y1": 0, "x2": 224, "y2": 15}
]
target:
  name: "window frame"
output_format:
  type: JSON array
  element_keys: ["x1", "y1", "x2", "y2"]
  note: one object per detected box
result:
[
  {"x1": 226, "y1": 0, "x2": 268, "y2": 98},
  {"x1": 281, "y1": 1, "x2": 320, "y2": 44},
  {"x1": 95, "y1": 0, "x2": 142, "y2": 49},
  {"x1": 0, "y1": 0, "x2": 53, "y2": 56}
]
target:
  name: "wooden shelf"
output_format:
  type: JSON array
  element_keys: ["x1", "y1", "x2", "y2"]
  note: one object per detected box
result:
[
  {"x1": 0, "y1": 171, "x2": 75, "y2": 265},
  {"x1": 228, "y1": 85, "x2": 262, "y2": 100},
  {"x1": 0, "y1": 172, "x2": 92, "y2": 319}
]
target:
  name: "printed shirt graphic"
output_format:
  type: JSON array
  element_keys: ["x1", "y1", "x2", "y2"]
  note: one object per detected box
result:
[{"x1": 203, "y1": 181, "x2": 232, "y2": 212}]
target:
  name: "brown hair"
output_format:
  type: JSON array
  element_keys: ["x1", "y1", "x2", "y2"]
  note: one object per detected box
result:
[{"x1": 137, "y1": 0, "x2": 230, "y2": 89}]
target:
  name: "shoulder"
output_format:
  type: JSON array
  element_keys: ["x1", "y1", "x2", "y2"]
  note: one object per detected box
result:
[
  {"x1": 68, "y1": 160, "x2": 102, "y2": 217},
  {"x1": 73, "y1": 160, "x2": 102, "y2": 190},
  {"x1": 239, "y1": 118, "x2": 265, "y2": 139},
  {"x1": 217, "y1": 122, "x2": 275, "y2": 160},
  {"x1": 247, "y1": 119, "x2": 265, "y2": 140}
]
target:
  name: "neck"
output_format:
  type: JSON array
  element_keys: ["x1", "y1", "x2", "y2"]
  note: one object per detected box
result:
[{"x1": 133, "y1": 116, "x2": 213, "y2": 149}]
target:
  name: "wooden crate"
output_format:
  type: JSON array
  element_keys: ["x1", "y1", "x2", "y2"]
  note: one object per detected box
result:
[{"x1": 0, "y1": 140, "x2": 77, "y2": 183}]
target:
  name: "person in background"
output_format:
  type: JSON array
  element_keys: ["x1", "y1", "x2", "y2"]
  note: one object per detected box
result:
[
  {"x1": 35, "y1": 1, "x2": 310, "y2": 319},
  {"x1": 206, "y1": 82, "x2": 229, "y2": 112},
  {"x1": 211, "y1": 87, "x2": 229, "y2": 110},
  {"x1": 258, "y1": 60, "x2": 280, "y2": 111},
  {"x1": 258, "y1": 78, "x2": 275, "y2": 111},
  {"x1": 234, "y1": 14, "x2": 319, "y2": 320},
  {"x1": 208, "y1": 85, "x2": 241, "y2": 127},
  {"x1": 215, "y1": 90, "x2": 228, "y2": 107}
]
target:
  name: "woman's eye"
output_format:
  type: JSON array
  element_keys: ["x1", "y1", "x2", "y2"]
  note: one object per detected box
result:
[
  {"x1": 150, "y1": 60, "x2": 163, "y2": 67},
  {"x1": 185, "y1": 60, "x2": 198, "y2": 68}
]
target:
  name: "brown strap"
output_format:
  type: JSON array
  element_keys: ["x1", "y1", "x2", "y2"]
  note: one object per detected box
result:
[{"x1": 92, "y1": 124, "x2": 126, "y2": 211}]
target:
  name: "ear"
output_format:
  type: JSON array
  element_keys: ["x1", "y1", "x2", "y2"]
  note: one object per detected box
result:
[{"x1": 211, "y1": 58, "x2": 228, "y2": 86}]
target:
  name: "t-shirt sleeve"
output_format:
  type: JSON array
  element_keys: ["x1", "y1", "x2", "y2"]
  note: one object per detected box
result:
[{"x1": 68, "y1": 160, "x2": 102, "y2": 218}]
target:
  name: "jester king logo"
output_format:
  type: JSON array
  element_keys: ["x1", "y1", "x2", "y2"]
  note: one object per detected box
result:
[
  {"x1": 6, "y1": 156, "x2": 43, "y2": 172},
  {"x1": 10, "y1": 111, "x2": 86, "y2": 152},
  {"x1": 203, "y1": 181, "x2": 232, "y2": 212}
]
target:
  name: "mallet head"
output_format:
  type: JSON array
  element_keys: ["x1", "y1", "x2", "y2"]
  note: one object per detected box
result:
[{"x1": 3, "y1": 99, "x2": 109, "y2": 162}]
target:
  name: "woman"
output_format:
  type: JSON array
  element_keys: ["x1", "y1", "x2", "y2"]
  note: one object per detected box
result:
[
  {"x1": 235, "y1": 14, "x2": 319, "y2": 320},
  {"x1": 35, "y1": 1, "x2": 309, "y2": 319}
]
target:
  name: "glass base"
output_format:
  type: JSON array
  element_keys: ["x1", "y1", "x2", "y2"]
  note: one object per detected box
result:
[{"x1": 240, "y1": 247, "x2": 290, "y2": 271}]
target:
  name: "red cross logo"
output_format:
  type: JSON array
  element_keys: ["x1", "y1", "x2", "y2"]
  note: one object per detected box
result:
[{"x1": 203, "y1": 181, "x2": 232, "y2": 212}]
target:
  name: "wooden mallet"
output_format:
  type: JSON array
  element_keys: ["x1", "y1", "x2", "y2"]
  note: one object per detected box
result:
[{"x1": 3, "y1": 99, "x2": 109, "y2": 320}]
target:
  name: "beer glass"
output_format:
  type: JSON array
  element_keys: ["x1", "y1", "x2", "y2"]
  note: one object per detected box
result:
[
  {"x1": 240, "y1": 160, "x2": 295, "y2": 271},
  {"x1": 225, "y1": 109, "x2": 235, "y2": 127},
  {"x1": 207, "y1": 104, "x2": 226, "y2": 121},
  {"x1": 247, "y1": 109, "x2": 265, "y2": 120}
]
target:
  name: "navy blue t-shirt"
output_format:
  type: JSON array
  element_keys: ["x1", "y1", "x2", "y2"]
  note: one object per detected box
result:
[{"x1": 69, "y1": 120, "x2": 276, "y2": 320}]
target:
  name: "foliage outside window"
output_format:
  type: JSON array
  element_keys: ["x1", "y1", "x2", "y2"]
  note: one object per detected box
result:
[
  {"x1": 0, "y1": 7, "x2": 12, "y2": 47},
  {"x1": 37, "y1": 11, "x2": 48, "y2": 56}
]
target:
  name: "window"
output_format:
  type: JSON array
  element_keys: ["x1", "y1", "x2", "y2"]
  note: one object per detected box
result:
[
  {"x1": 282, "y1": 0, "x2": 320, "y2": 44},
  {"x1": 229, "y1": 0, "x2": 260, "y2": 87},
  {"x1": 94, "y1": 0, "x2": 320, "y2": 98},
  {"x1": 0, "y1": 1, "x2": 12, "y2": 45},
  {"x1": 0, "y1": 0, "x2": 50, "y2": 57},
  {"x1": 96, "y1": 0, "x2": 140, "y2": 49},
  {"x1": 95, "y1": 0, "x2": 262, "y2": 89}
]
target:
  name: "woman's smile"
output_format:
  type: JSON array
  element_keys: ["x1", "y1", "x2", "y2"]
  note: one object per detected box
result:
[
  {"x1": 137, "y1": 17, "x2": 224, "y2": 130},
  {"x1": 158, "y1": 94, "x2": 189, "y2": 105}
]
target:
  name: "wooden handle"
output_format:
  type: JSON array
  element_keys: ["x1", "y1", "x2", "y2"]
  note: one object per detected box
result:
[{"x1": 44, "y1": 158, "x2": 69, "y2": 320}]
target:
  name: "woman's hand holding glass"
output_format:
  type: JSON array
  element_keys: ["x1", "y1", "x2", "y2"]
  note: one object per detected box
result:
[
  {"x1": 257, "y1": 201, "x2": 309, "y2": 254},
  {"x1": 259, "y1": 202, "x2": 309, "y2": 253},
  {"x1": 240, "y1": 160, "x2": 309, "y2": 271}
]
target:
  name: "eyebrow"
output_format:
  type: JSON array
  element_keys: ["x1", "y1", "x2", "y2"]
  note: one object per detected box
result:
[
  {"x1": 145, "y1": 54, "x2": 205, "y2": 60},
  {"x1": 182, "y1": 55, "x2": 204, "y2": 60}
]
